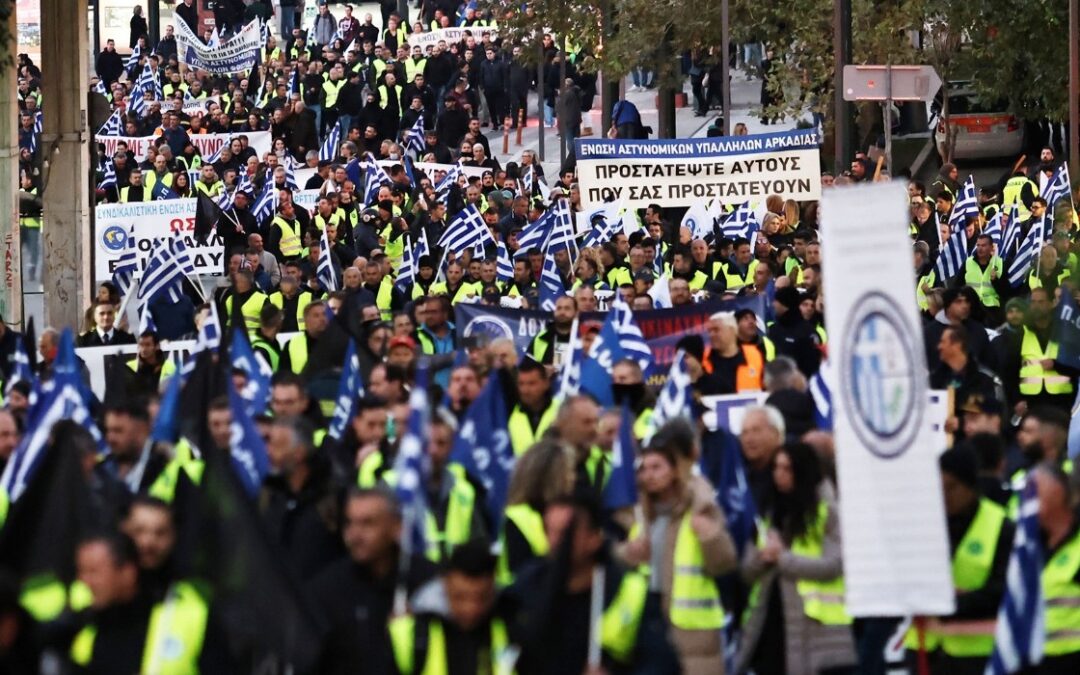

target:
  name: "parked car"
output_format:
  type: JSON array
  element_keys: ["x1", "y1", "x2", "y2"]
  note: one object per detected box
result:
[{"x1": 932, "y1": 84, "x2": 1024, "y2": 161}]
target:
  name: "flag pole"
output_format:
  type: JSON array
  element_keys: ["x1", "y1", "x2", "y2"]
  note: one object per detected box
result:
[
  {"x1": 587, "y1": 564, "x2": 606, "y2": 668},
  {"x1": 557, "y1": 316, "x2": 580, "y2": 400},
  {"x1": 393, "y1": 505, "x2": 415, "y2": 617}
]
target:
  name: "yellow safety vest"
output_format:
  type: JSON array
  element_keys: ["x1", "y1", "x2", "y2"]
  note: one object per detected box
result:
[
  {"x1": 19, "y1": 187, "x2": 40, "y2": 228},
  {"x1": 423, "y1": 469, "x2": 476, "y2": 562},
  {"x1": 390, "y1": 616, "x2": 509, "y2": 675},
  {"x1": 723, "y1": 259, "x2": 758, "y2": 293},
  {"x1": 322, "y1": 78, "x2": 346, "y2": 109},
  {"x1": 916, "y1": 270, "x2": 937, "y2": 311},
  {"x1": 379, "y1": 84, "x2": 404, "y2": 116},
  {"x1": 313, "y1": 211, "x2": 343, "y2": 232},
  {"x1": 1002, "y1": 176, "x2": 1037, "y2": 221},
  {"x1": 194, "y1": 180, "x2": 224, "y2": 198},
  {"x1": 286, "y1": 333, "x2": 310, "y2": 374},
  {"x1": 508, "y1": 402, "x2": 557, "y2": 457},
  {"x1": 268, "y1": 291, "x2": 312, "y2": 332},
  {"x1": 496, "y1": 503, "x2": 549, "y2": 585},
  {"x1": 904, "y1": 499, "x2": 1006, "y2": 656},
  {"x1": 225, "y1": 292, "x2": 268, "y2": 334},
  {"x1": 1018, "y1": 326, "x2": 1074, "y2": 396},
  {"x1": 1028, "y1": 268, "x2": 1072, "y2": 290},
  {"x1": 20, "y1": 577, "x2": 92, "y2": 623},
  {"x1": 1043, "y1": 530, "x2": 1080, "y2": 656},
  {"x1": 273, "y1": 216, "x2": 303, "y2": 258},
  {"x1": 748, "y1": 501, "x2": 851, "y2": 627},
  {"x1": 404, "y1": 58, "x2": 427, "y2": 83},
  {"x1": 964, "y1": 257, "x2": 1003, "y2": 308},
  {"x1": 144, "y1": 170, "x2": 174, "y2": 193},
  {"x1": 126, "y1": 357, "x2": 177, "y2": 382},
  {"x1": 70, "y1": 581, "x2": 208, "y2": 674}
]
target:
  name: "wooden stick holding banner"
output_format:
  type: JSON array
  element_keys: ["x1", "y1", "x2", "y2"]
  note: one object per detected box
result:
[
  {"x1": 873, "y1": 155, "x2": 885, "y2": 181},
  {"x1": 517, "y1": 110, "x2": 524, "y2": 146}
]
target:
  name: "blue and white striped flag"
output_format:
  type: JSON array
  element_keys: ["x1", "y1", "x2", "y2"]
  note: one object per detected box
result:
[
  {"x1": 0, "y1": 330, "x2": 104, "y2": 502},
  {"x1": 438, "y1": 205, "x2": 491, "y2": 255},
  {"x1": 127, "y1": 79, "x2": 147, "y2": 117},
  {"x1": 317, "y1": 226, "x2": 338, "y2": 291},
  {"x1": 98, "y1": 159, "x2": 118, "y2": 190},
  {"x1": 394, "y1": 364, "x2": 431, "y2": 556},
  {"x1": 496, "y1": 240, "x2": 514, "y2": 283},
  {"x1": 435, "y1": 162, "x2": 463, "y2": 204},
  {"x1": 653, "y1": 239, "x2": 664, "y2": 275},
  {"x1": 111, "y1": 225, "x2": 138, "y2": 296},
  {"x1": 581, "y1": 202, "x2": 622, "y2": 249},
  {"x1": 985, "y1": 478, "x2": 1044, "y2": 675},
  {"x1": 538, "y1": 254, "x2": 564, "y2": 311},
  {"x1": 32, "y1": 110, "x2": 42, "y2": 136},
  {"x1": 809, "y1": 359, "x2": 833, "y2": 431},
  {"x1": 98, "y1": 108, "x2": 124, "y2": 136},
  {"x1": 320, "y1": 123, "x2": 341, "y2": 162},
  {"x1": 1008, "y1": 216, "x2": 1045, "y2": 287},
  {"x1": 935, "y1": 221, "x2": 969, "y2": 282},
  {"x1": 1041, "y1": 163, "x2": 1072, "y2": 210},
  {"x1": 403, "y1": 113, "x2": 425, "y2": 155},
  {"x1": 5, "y1": 338, "x2": 34, "y2": 395},
  {"x1": 138, "y1": 234, "x2": 194, "y2": 305},
  {"x1": 328, "y1": 340, "x2": 364, "y2": 441},
  {"x1": 514, "y1": 208, "x2": 553, "y2": 254},
  {"x1": 363, "y1": 156, "x2": 392, "y2": 205},
  {"x1": 252, "y1": 182, "x2": 277, "y2": 224},
  {"x1": 284, "y1": 161, "x2": 299, "y2": 190},
  {"x1": 138, "y1": 306, "x2": 157, "y2": 335},
  {"x1": 648, "y1": 351, "x2": 693, "y2": 439},
  {"x1": 949, "y1": 175, "x2": 979, "y2": 227},
  {"x1": 1001, "y1": 203, "x2": 1023, "y2": 260},
  {"x1": 602, "y1": 297, "x2": 652, "y2": 372},
  {"x1": 721, "y1": 201, "x2": 760, "y2": 240},
  {"x1": 547, "y1": 199, "x2": 576, "y2": 255},
  {"x1": 983, "y1": 210, "x2": 1004, "y2": 251},
  {"x1": 396, "y1": 239, "x2": 416, "y2": 290},
  {"x1": 125, "y1": 43, "x2": 142, "y2": 72},
  {"x1": 520, "y1": 163, "x2": 535, "y2": 197},
  {"x1": 93, "y1": 78, "x2": 108, "y2": 96}
]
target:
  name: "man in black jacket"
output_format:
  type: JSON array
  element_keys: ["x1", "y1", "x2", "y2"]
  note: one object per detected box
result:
[
  {"x1": 95, "y1": 39, "x2": 124, "y2": 86},
  {"x1": 479, "y1": 47, "x2": 508, "y2": 129},
  {"x1": 507, "y1": 46, "x2": 532, "y2": 129},
  {"x1": 766, "y1": 285, "x2": 822, "y2": 377}
]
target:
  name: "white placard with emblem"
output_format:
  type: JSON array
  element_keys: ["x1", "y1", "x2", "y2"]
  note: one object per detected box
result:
[{"x1": 820, "y1": 181, "x2": 955, "y2": 617}]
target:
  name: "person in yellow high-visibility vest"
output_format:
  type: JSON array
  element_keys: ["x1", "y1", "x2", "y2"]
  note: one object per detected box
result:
[
  {"x1": 616, "y1": 435, "x2": 737, "y2": 675},
  {"x1": 1013, "y1": 287, "x2": 1075, "y2": 413},
  {"x1": 1032, "y1": 464, "x2": 1080, "y2": 670},
  {"x1": 963, "y1": 234, "x2": 1005, "y2": 325},
  {"x1": 736, "y1": 443, "x2": 856, "y2": 674},
  {"x1": 904, "y1": 447, "x2": 1013, "y2": 671}
]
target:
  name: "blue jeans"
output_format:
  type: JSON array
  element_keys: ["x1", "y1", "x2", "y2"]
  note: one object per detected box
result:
[
  {"x1": 544, "y1": 102, "x2": 554, "y2": 126},
  {"x1": 279, "y1": 7, "x2": 296, "y2": 37},
  {"x1": 632, "y1": 67, "x2": 653, "y2": 88},
  {"x1": 308, "y1": 104, "x2": 322, "y2": 137},
  {"x1": 337, "y1": 114, "x2": 354, "y2": 137}
]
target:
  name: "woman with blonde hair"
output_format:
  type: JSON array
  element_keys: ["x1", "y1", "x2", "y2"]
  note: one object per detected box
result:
[
  {"x1": 496, "y1": 438, "x2": 577, "y2": 584},
  {"x1": 617, "y1": 419, "x2": 737, "y2": 675}
]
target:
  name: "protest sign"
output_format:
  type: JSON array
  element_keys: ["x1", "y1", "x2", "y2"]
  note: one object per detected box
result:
[
  {"x1": 96, "y1": 131, "x2": 272, "y2": 163},
  {"x1": 407, "y1": 27, "x2": 498, "y2": 51},
  {"x1": 95, "y1": 199, "x2": 226, "y2": 281},
  {"x1": 575, "y1": 129, "x2": 822, "y2": 210},
  {"x1": 821, "y1": 181, "x2": 953, "y2": 617},
  {"x1": 175, "y1": 18, "x2": 262, "y2": 74},
  {"x1": 455, "y1": 295, "x2": 766, "y2": 382}
]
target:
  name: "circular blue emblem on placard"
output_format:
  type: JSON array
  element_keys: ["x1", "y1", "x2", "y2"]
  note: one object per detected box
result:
[
  {"x1": 101, "y1": 225, "x2": 127, "y2": 252},
  {"x1": 839, "y1": 292, "x2": 924, "y2": 459},
  {"x1": 463, "y1": 315, "x2": 514, "y2": 343}
]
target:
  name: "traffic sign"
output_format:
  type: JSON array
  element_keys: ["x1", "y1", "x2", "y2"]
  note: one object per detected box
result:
[{"x1": 842, "y1": 65, "x2": 942, "y2": 102}]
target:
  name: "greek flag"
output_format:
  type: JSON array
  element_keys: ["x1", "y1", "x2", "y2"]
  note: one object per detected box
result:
[
  {"x1": 363, "y1": 157, "x2": 392, "y2": 205},
  {"x1": 0, "y1": 330, "x2": 104, "y2": 502},
  {"x1": 538, "y1": 255, "x2": 565, "y2": 311},
  {"x1": 252, "y1": 182, "x2": 277, "y2": 224},
  {"x1": 98, "y1": 159, "x2": 118, "y2": 190},
  {"x1": 5, "y1": 338, "x2": 34, "y2": 395},
  {"x1": 601, "y1": 297, "x2": 652, "y2": 372},
  {"x1": 581, "y1": 201, "x2": 623, "y2": 249},
  {"x1": 1008, "y1": 216, "x2": 1045, "y2": 287},
  {"x1": 396, "y1": 239, "x2": 416, "y2": 290},
  {"x1": 32, "y1": 110, "x2": 42, "y2": 136},
  {"x1": 394, "y1": 364, "x2": 431, "y2": 555},
  {"x1": 403, "y1": 113, "x2": 425, "y2": 155},
  {"x1": 284, "y1": 161, "x2": 299, "y2": 190},
  {"x1": 653, "y1": 240, "x2": 664, "y2": 275},
  {"x1": 986, "y1": 479, "x2": 1045, "y2": 675},
  {"x1": 1041, "y1": 163, "x2": 1072, "y2": 210},
  {"x1": 317, "y1": 226, "x2": 338, "y2": 291},
  {"x1": 93, "y1": 78, "x2": 108, "y2": 96},
  {"x1": 194, "y1": 300, "x2": 221, "y2": 354},
  {"x1": 435, "y1": 163, "x2": 463, "y2": 204},
  {"x1": 111, "y1": 225, "x2": 138, "y2": 296},
  {"x1": 98, "y1": 109, "x2": 124, "y2": 137},
  {"x1": 231, "y1": 328, "x2": 272, "y2": 416},
  {"x1": 138, "y1": 307, "x2": 157, "y2": 335},
  {"x1": 496, "y1": 240, "x2": 514, "y2": 283},
  {"x1": 328, "y1": 340, "x2": 364, "y2": 441},
  {"x1": 127, "y1": 79, "x2": 147, "y2": 117},
  {"x1": 125, "y1": 43, "x2": 142, "y2": 72},
  {"x1": 514, "y1": 208, "x2": 554, "y2": 254},
  {"x1": 320, "y1": 123, "x2": 341, "y2": 162},
  {"x1": 809, "y1": 359, "x2": 834, "y2": 431},
  {"x1": 521, "y1": 164, "x2": 535, "y2": 197},
  {"x1": 438, "y1": 205, "x2": 490, "y2": 255},
  {"x1": 983, "y1": 210, "x2": 1004, "y2": 251},
  {"x1": 602, "y1": 404, "x2": 638, "y2": 510},
  {"x1": 949, "y1": 175, "x2": 979, "y2": 227},
  {"x1": 935, "y1": 221, "x2": 969, "y2": 282},
  {"x1": 227, "y1": 380, "x2": 271, "y2": 498},
  {"x1": 721, "y1": 201, "x2": 760, "y2": 240},
  {"x1": 138, "y1": 235, "x2": 194, "y2": 305},
  {"x1": 649, "y1": 351, "x2": 693, "y2": 437},
  {"x1": 547, "y1": 199, "x2": 577, "y2": 255},
  {"x1": 288, "y1": 67, "x2": 300, "y2": 95},
  {"x1": 1001, "y1": 203, "x2": 1022, "y2": 260}
]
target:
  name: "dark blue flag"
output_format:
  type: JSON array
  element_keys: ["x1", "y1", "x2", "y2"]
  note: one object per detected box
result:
[
  {"x1": 601, "y1": 403, "x2": 638, "y2": 510},
  {"x1": 700, "y1": 428, "x2": 756, "y2": 555},
  {"x1": 227, "y1": 381, "x2": 271, "y2": 498},
  {"x1": 450, "y1": 371, "x2": 513, "y2": 527}
]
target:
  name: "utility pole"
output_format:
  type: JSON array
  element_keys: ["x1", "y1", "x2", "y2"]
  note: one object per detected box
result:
[
  {"x1": 656, "y1": 28, "x2": 676, "y2": 138},
  {"x1": 720, "y1": 0, "x2": 731, "y2": 135},
  {"x1": 148, "y1": 0, "x2": 160, "y2": 46},
  {"x1": 833, "y1": 0, "x2": 852, "y2": 172},
  {"x1": 41, "y1": 0, "x2": 90, "y2": 329},
  {"x1": 537, "y1": 35, "x2": 545, "y2": 162},
  {"x1": 0, "y1": 0, "x2": 22, "y2": 328},
  {"x1": 1070, "y1": 0, "x2": 1079, "y2": 177},
  {"x1": 599, "y1": 0, "x2": 618, "y2": 134}
]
